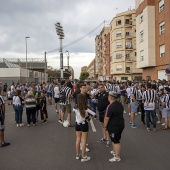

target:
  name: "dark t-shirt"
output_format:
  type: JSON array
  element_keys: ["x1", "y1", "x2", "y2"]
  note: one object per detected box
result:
[
  {"x1": 96, "y1": 91, "x2": 110, "y2": 112},
  {"x1": 40, "y1": 96, "x2": 47, "y2": 111},
  {"x1": 105, "y1": 101, "x2": 125, "y2": 132},
  {"x1": 120, "y1": 86, "x2": 126, "y2": 96}
]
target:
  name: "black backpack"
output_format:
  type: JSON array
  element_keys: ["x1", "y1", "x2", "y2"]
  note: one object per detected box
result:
[{"x1": 60, "y1": 88, "x2": 66, "y2": 104}]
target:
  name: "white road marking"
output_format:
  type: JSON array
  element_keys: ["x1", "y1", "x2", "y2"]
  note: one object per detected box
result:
[{"x1": 90, "y1": 119, "x2": 96, "y2": 132}]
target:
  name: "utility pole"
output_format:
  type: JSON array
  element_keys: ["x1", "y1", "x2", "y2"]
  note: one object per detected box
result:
[{"x1": 44, "y1": 51, "x2": 47, "y2": 83}]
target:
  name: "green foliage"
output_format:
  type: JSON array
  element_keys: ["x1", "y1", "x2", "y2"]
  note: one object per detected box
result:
[{"x1": 79, "y1": 71, "x2": 89, "y2": 80}]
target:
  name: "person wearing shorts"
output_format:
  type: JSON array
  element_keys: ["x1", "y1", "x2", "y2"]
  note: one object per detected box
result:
[
  {"x1": 92, "y1": 84, "x2": 110, "y2": 147},
  {"x1": 73, "y1": 93, "x2": 90, "y2": 162},
  {"x1": 54, "y1": 83, "x2": 60, "y2": 113},
  {"x1": 0, "y1": 95, "x2": 10, "y2": 147},
  {"x1": 104, "y1": 92, "x2": 124, "y2": 162},
  {"x1": 120, "y1": 82, "x2": 127, "y2": 113},
  {"x1": 129, "y1": 82, "x2": 139, "y2": 128}
]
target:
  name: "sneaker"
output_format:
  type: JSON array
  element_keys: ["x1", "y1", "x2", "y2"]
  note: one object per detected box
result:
[
  {"x1": 129, "y1": 122, "x2": 132, "y2": 126},
  {"x1": 153, "y1": 128, "x2": 156, "y2": 132},
  {"x1": 58, "y1": 119, "x2": 62, "y2": 124},
  {"x1": 80, "y1": 146, "x2": 90, "y2": 152},
  {"x1": 124, "y1": 110, "x2": 126, "y2": 114},
  {"x1": 129, "y1": 113, "x2": 131, "y2": 116},
  {"x1": 109, "y1": 156, "x2": 121, "y2": 162},
  {"x1": 97, "y1": 138, "x2": 106, "y2": 143},
  {"x1": 81, "y1": 156, "x2": 91, "y2": 162},
  {"x1": 20, "y1": 123, "x2": 24, "y2": 127},
  {"x1": 76, "y1": 155, "x2": 81, "y2": 160},
  {"x1": 157, "y1": 121, "x2": 161, "y2": 124},
  {"x1": 27, "y1": 124, "x2": 30, "y2": 127},
  {"x1": 161, "y1": 123, "x2": 165, "y2": 126},
  {"x1": 110, "y1": 151, "x2": 116, "y2": 157},
  {"x1": 42, "y1": 120, "x2": 47, "y2": 124},
  {"x1": 131, "y1": 124, "x2": 137, "y2": 128},
  {"x1": 138, "y1": 112, "x2": 141, "y2": 114},
  {"x1": 16, "y1": 124, "x2": 19, "y2": 127},
  {"x1": 135, "y1": 113, "x2": 138, "y2": 116},
  {"x1": 141, "y1": 121, "x2": 146, "y2": 125},
  {"x1": 106, "y1": 140, "x2": 110, "y2": 148},
  {"x1": 147, "y1": 128, "x2": 150, "y2": 131},
  {"x1": 1, "y1": 142, "x2": 10, "y2": 147}
]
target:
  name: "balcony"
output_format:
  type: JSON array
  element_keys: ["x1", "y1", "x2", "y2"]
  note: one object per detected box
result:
[{"x1": 126, "y1": 70, "x2": 131, "y2": 73}]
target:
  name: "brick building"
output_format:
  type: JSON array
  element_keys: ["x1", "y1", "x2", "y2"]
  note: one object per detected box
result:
[{"x1": 136, "y1": 0, "x2": 170, "y2": 80}]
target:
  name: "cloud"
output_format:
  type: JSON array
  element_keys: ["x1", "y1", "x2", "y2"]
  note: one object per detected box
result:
[{"x1": 0, "y1": 0, "x2": 135, "y2": 78}]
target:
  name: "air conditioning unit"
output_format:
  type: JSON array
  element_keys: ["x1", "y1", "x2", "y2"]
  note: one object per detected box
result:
[{"x1": 161, "y1": 53, "x2": 165, "y2": 57}]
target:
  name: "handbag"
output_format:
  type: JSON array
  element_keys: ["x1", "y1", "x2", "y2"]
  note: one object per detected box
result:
[{"x1": 144, "y1": 102, "x2": 155, "y2": 110}]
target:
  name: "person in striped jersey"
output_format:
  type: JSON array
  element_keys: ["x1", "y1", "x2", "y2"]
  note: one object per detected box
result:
[
  {"x1": 0, "y1": 95, "x2": 10, "y2": 147},
  {"x1": 59, "y1": 80, "x2": 73, "y2": 126},
  {"x1": 129, "y1": 81, "x2": 139, "y2": 128},
  {"x1": 161, "y1": 87, "x2": 170, "y2": 130},
  {"x1": 142, "y1": 83, "x2": 157, "y2": 131}
]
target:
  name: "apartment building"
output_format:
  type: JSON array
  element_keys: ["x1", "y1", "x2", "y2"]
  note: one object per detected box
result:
[
  {"x1": 136, "y1": 0, "x2": 170, "y2": 80},
  {"x1": 81, "y1": 66, "x2": 87, "y2": 72},
  {"x1": 104, "y1": 32, "x2": 111, "y2": 80},
  {"x1": 95, "y1": 27, "x2": 110, "y2": 80},
  {"x1": 110, "y1": 10, "x2": 142, "y2": 81},
  {"x1": 86, "y1": 58, "x2": 96, "y2": 80}
]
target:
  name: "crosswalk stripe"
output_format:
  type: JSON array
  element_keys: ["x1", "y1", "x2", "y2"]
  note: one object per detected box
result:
[{"x1": 90, "y1": 119, "x2": 96, "y2": 132}]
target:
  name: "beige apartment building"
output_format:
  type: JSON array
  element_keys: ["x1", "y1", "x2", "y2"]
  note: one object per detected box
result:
[
  {"x1": 110, "y1": 10, "x2": 142, "y2": 81},
  {"x1": 95, "y1": 27, "x2": 110, "y2": 80},
  {"x1": 86, "y1": 58, "x2": 96, "y2": 80},
  {"x1": 81, "y1": 66, "x2": 87, "y2": 72},
  {"x1": 136, "y1": 0, "x2": 170, "y2": 80}
]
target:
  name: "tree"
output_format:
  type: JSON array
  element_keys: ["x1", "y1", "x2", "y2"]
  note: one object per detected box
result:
[{"x1": 79, "y1": 71, "x2": 89, "y2": 81}]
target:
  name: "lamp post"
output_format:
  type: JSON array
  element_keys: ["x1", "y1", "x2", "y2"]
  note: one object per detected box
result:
[
  {"x1": 55, "y1": 22, "x2": 64, "y2": 80},
  {"x1": 25, "y1": 36, "x2": 30, "y2": 83},
  {"x1": 65, "y1": 50, "x2": 69, "y2": 70}
]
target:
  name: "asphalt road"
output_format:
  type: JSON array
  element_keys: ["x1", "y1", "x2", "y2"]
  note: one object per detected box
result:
[{"x1": 1, "y1": 101, "x2": 170, "y2": 170}]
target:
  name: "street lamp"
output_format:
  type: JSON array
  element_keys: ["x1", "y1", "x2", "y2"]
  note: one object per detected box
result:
[
  {"x1": 55, "y1": 22, "x2": 64, "y2": 80},
  {"x1": 25, "y1": 36, "x2": 30, "y2": 83},
  {"x1": 65, "y1": 50, "x2": 69, "y2": 70}
]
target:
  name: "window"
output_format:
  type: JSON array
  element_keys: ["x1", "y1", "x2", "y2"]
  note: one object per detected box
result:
[
  {"x1": 160, "y1": 45, "x2": 165, "y2": 57},
  {"x1": 116, "y1": 20, "x2": 121, "y2": 26},
  {"x1": 126, "y1": 66, "x2": 131, "y2": 73},
  {"x1": 116, "y1": 42, "x2": 122, "y2": 48},
  {"x1": 116, "y1": 65, "x2": 122, "y2": 71},
  {"x1": 140, "y1": 12, "x2": 143, "y2": 23},
  {"x1": 140, "y1": 50, "x2": 144, "y2": 61},
  {"x1": 116, "y1": 30, "x2": 122, "y2": 37},
  {"x1": 125, "y1": 41, "x2": 132, "y2": 49},
  {"x1": 160, "y1": 21, "x2": 165, "y2": 34},
  {"x1": 135, "y1": 52, "x2": 137, "y2": 57},
  {"x1": 121, "y1": 77, "x2": 128, "y2": 80},
  {"x1": 126, "y1": 53, "x2": 130, "y2": 60},
  {"x1": 125, "y1": 19, "x2": 131, "y2": 25},
  {"x1": 140, "y1": 31, "x2": 144, "y2": 42},
  {"x1": 159, "y1": 0, "x2": 164, "y2": 12},
  {"x1": 116, "y1": 54, "x2": 122, "y2": 59},
  {"x1": 126, "y1": 31, "x2": 130, "y2": 36}
]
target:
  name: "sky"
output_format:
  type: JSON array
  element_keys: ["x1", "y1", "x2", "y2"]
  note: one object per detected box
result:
[{"x1": 0, "y1": 0, "x2": 135, "y2": 79}]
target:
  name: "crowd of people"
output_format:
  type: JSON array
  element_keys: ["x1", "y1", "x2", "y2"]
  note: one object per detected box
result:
[{"x1": 0, "y1": 79, "x2": 170, "y2": 163}]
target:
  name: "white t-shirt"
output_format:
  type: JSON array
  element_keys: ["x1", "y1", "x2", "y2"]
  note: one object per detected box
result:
[
  {"x1": 126, "y1": 87, "x2": 131, "y2": 98},
  {"x1": 13, "y1": 96, "x2": 22, "y2": 106},
  {"x1": 7, "y1": 91, "x2": 12, "y2": 98},
  {"x1": 54, "y1": 86, "x2": 60, "y2": 98},
  {"x1": 73, "y1": 108, "x2": 88, "y2": 124}
]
